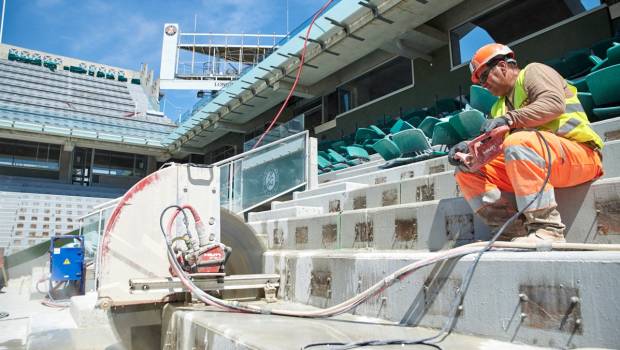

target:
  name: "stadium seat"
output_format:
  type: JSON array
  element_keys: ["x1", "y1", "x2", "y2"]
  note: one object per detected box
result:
[
  {"x1": 591, "y1": 37, "x2": 619, "y2": 59},
  {"x1": 449, "y1": 109, "x2": 486, "y2": 140},
  {"x1": 589, "y1": 43, "x2": 620, "y2": 72},
  {"x1": 469, "y1": 85, "x2": 498, "y2": 115},
  {"x1": 371, "y1": 138, "x2": 401, "y2": 161},
  {"x1": 586, "y1": 64, "x2": 620, "y2": 120},
  {"x1": 344, "y1": 145, "x2": 370, "y2": 161},
  {"x1": 577, "y1": 92, "x2": 597, "y2": 121},
  {"x1": 389, "y1": 119, "x2": 414, "y2": 134},
  {"x1": 403, "y1": 109, "x2": 427, "y2": 127},
  {"x1": 391, "y1": 129, "x2": 431, "y2": 156},
  {"x1": 354, "y1": 127, "x2": 384, "y2": 145},
  {"x1": 417, "y1": 116, "x2": 441, "y2": 138},
  {"x1": 431, "y1": 119, "x2": 461, "y2": 146}
]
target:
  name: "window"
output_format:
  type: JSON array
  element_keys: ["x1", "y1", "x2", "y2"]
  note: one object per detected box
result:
[
  {"x1": 92, "y1": 149, "x2": 147, "y2": 177},
  {"x1": 450, "y1": 0, "x2": 602, "y2": 67},
  {"x1": 0, "y1": 138, "x2": 60, "y2": 171},
  {"x1": 324, "y1": 57, "x2": 413, "y2": 118}
]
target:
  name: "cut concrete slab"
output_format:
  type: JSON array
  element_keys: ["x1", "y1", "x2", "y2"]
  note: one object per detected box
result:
[
  {"x1": 161, "y1": 301, "x2": 549, "y2": 350},
  {"x1": 264, "y1": 250, "x2": 620, "y2": 349}
]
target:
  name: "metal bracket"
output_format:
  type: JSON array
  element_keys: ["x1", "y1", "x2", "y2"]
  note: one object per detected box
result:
[
  {"x1": 264, "y1": 283, "x2": 277, "y2": 303},
  {"x1": 325, "y1": 17, "x2": 365, "y2": 41},
  {"x1": 358, "y1": 1, "x2": 394, "y2": 24}
]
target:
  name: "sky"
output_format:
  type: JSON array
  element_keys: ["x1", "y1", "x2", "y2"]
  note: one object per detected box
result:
[{"x1": 0, "y1": 0, "x2": 326, "y2": 121}]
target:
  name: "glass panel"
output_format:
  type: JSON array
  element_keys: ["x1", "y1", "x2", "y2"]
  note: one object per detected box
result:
[
  {"x1": 219, "y1": 132, "x2": 308, "y2": 214},
  {"x1": 450, "y1": 0, "x2": 602, "y2": 67},
  {"x1": 243, "y1": 114, "x2": 305, "y2": 151},
  {"x1": 0, "y1": 138, "x2": 60, "y2": 170},
  {"x1": 219, "y1": 163, "x2": 230, "y2": 208}
]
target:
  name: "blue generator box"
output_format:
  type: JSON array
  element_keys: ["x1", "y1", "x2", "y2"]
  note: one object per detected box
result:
[{"x1": 50, "y1": 237, "x2": 84, "y2": 281}]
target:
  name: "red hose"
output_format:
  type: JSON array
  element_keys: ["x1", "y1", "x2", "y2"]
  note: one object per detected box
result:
[{"x1": 251, "y1": 0, "x2": 335, "y2": 149}]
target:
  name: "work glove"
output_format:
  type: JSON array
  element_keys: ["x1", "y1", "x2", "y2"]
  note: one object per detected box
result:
[
  {"x1": 480, "y1": 116, "x2": 511, "y2": 133},
  {"x1": 448, "y1": 141, "x2": 469, "y2": 167}
]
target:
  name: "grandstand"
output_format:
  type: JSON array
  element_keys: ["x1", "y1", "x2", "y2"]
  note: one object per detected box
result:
[
  {"x1": 0, "y1": 43, "x2": 176, "y2": 254},
  {"x1": 2, "y1": 1, "x2": 620, "y2": 348}
]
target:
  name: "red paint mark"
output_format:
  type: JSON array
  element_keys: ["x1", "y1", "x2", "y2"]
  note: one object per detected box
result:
[{"x1": 100, "y1": 172, "x2": 161, "y2": 261}]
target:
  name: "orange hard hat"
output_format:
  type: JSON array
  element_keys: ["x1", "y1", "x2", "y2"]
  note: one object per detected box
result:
[{"x1": 469, "y1": 43, "x2": 515, "y2": 84}]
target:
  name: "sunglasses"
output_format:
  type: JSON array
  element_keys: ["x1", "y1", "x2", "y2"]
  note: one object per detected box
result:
[{"x1": 479, "y1": 59, "x2": 502, "y2": 85}]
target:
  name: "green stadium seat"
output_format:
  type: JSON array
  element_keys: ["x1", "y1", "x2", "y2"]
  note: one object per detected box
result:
[
  {"x1": 431, "y1": 119, "x2": 461, "y2": 146},
  {"x1": 469, "y1": 85, "x2": 498, "y2": 115},
  {"x1": 69, "y1": 66, "x2": 87, "y2": 74},
  {"x1": 344, "y1": 145, "x2": 370, "y2": 161},
  {"x1": 586, "y1": 64, "x2": 620, "y2": 120},
  {"x1": 449, "y1": 109, "x2": 486, "y2": 140},
  {"x1": 131, "y1": 78, "x2": 141, "y2": 85},
  {"x1": 577, "y1": 92, "x2": 597, "y2": 121},
  {"x1": 568, "y1": 76, "x2": 589, "y2": 92},
  {"x1": 355, "y1": 127, "x2": 384, "y2": 145},
  {"x1": 372, "y1": 138, "x2": 401, "y2": 161},
  {"x1": 391, "y1": 129, "x2": 431, "y2": 156},
  {"x1": 96, "y1": 71, "x2": 105, "y2": 78},
  {"x1": 590, "y1": 43, "x2": 620, "y2": 72},
  {"x1": 403, "y1": 109, "x2": 427, "y2": 127},
  {"x1": 389, "y1": 119, "x2": 414, "y2": 134},
  {"x1": 418, "y1": 116, "x2": 441, "y2": 138},
  {"x1": 591, "y1": 37, "x2": 619, "y2": 59}
]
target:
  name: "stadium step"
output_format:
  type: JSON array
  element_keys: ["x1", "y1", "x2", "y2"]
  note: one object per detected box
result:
[
  {"x1": 248, "y1": 206, "x2": 324, "y2": 223},
  {"x1": 292, "y1": 181, "x2": 368, "y2": 200},
  {"x1": 162, "y1": 300, "x2": 549, "y2": 350},
  {"x1": 249, "y1": 176, "x2": 620, "y2": 251},
  {"x1": 262, "y1": 249, "x2": 620, "y2": 349}
]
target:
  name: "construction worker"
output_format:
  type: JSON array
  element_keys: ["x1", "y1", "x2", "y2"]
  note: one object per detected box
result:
[{"x1": 449, "y1": 43, "x2": 604, "y2": 242}]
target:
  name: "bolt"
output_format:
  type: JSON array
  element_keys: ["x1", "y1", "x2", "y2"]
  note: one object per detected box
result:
[
  {"x1": 570, "y1": 296, "x2": 580, "y2": 305},
  {"x1": 142, "y1": 285, "x2": 149, "y2": 290},
  {"x1": 209, "y1": 217, "x2": 216, "y2": 225},
  {"x1": 457, "y1": 304, "x2": 464, "y2": 312},
  {"x1": 519, "y1": 293, "x2": 529, "y2": 302},
  {"x1": 520, "y1": 313, "x2": 528, "y2": 320},
  {"x1": 212, "y1": 188, "x2": 217, "y2": 194},
  {"x1": 209, "y1": 233, "x2": 215, "y2": 241},
  {"x1": 575, "y1": 318, "x2": 582, "y2": 326},
  {"x1": 183, "y1": 188, "x2": 188, "y2": 193}
]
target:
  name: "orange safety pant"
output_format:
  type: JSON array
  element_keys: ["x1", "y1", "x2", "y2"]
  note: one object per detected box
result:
[{"x1": 455, "y1": 131, "x2": 603, "y2": 213}]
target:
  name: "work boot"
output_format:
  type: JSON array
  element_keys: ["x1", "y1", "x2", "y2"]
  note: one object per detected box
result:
[
  {"x1": 512, "y1": 207, "x2": 566, "y2": 243},
  {"x1": 477, "y1": 202, "x2": 527, "y2": 241}
]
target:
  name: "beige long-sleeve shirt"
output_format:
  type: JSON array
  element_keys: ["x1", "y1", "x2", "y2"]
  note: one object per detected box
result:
[{"x1": 503, "y1": 63, "x2": 573, "y2": 128}]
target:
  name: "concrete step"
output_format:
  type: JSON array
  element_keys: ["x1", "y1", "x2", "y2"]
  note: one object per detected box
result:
[
  {"x1": 250, "y1": 177, "x2": 620, "y2": 250},
  {"x1": 591, "y1": 115, "x2": 620, "y2": 141},
  {"x1": 293, "y1": 181, "x2": 368, "y2": 200},
  {"x1": 273, "y1": 170, "x2": 456, "y2": 214},
  {"x1": 162, "y1": 301, "x2": 549, "y2": 350},
  {"x1": 263, "y1": 249, "x2": 620, "y2": 349},
  {"x1": 248, "y1": 206, "x2": 324, "y2": 223},
  {"x1": 252, "y1": 197, "x2": 489, "y2": 251}
]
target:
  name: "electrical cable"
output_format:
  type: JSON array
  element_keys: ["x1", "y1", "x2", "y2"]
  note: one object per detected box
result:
[
  {"x1": 310, "y1": 129, "x2": 554, "y2": 349},
  {"x1": 251, "y1": 0, "x2": 334, "y2": 150}
]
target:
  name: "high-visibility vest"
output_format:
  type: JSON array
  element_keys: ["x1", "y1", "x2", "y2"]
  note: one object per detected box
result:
[{"x1": 490, "y1": 65, "x2": 604, "y2": 149}]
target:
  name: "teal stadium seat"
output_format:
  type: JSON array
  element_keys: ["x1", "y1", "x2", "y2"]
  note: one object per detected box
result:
[
  {"x1": 389, "y1": 119, "x2": 414, "y2": 134},
  {"x1": 449, "y1": 109, "x2": 486, "y2": 140},
  {"x1": 577, "y1": 92, "x2": 597, "y2": 121},
  {"x1": 391, "y1": 129, "x2": 431, "y2": 156},
  {"x1": 431, "y1": 119, "x2": 461, "y2": 146},
  {"x1": 344, "y1": 145, "x2": 370, "y2": 161},
  {"x1": 586, "y1": 64, "x2": 620, "y2": 120},
  {"x1": 589, "y1": 43, "x2": 620, "y2": 72},
  {"x1": 591, "y1": 37, "x2": 619, "y2": 59},
  {"x1": 417, "y1": 116, "x2": 441, "y2": 138},
  {"x1": 372, "y1": 138, "x2": 401, "y2": 161},
  {"x1": 469, "y1": 85, "x2": 498, "y2": 115}
]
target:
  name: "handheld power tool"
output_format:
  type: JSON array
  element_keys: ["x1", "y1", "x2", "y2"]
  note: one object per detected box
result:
[{"x1": 453, "y1": 125, "x2": 511, "y2": 172}]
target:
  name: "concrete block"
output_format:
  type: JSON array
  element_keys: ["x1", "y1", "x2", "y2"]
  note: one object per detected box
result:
[
  {"x1": 70, "y1": 291, "x2": 109, "y2": 328},
  {"x1": 294, "y1": 181, "x2": 367, "y2": 199},
  {"x1": 247, "y1": 206, "x2": 323, "y2": 222},
  {"x1": 264, "y1": 250, "x2": 620, "y2": 349}
]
